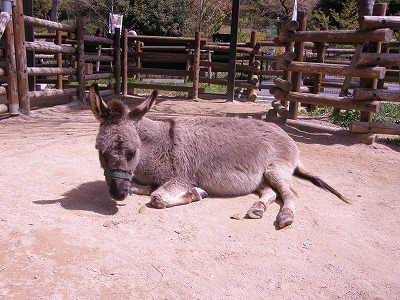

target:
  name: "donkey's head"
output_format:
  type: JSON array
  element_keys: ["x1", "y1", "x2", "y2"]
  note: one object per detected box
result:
[{"x1": 89, "y1": 83, "x2": 158, "y2": 200}]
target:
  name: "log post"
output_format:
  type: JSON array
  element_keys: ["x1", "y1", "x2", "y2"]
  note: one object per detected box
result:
[
  {"x1": 76, "y1": 18, "x2": 85, "y2": 103},
  {"x1": 114, "y1": 27, "x2": 121, "y2": 95},
  {"x1": 246, "y1": 31, "x2": 257, "y2": 100},
  {"x1": 312, "y1": 29, "x2": 327, "y2": 97},
  {"x1": 360, "y1": 3, "x2": 387, "y2": 122},
  {"x1": 13, "y1": 0, "x2": 30, "y2": 114},
  {"x1": 289, "y1": 10, "x2": 307, "y2": 120},
  {"x1": 56, "y1": 30, "x2": 63, "y2": 89},
  {"x1": 192, "y1": 31, "x2": 201, "y2": 99},
  {"x1": 122, "y1": 29, "x2": 128, "y2": 96},
  {"x1": 3, "y1": 13, "x2": 19, "y2": 115},
  {"x1": 135, "y1": 40, "x2": 141, "y2": 81}
]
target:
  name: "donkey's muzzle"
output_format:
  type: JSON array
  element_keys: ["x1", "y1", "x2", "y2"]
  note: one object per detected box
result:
[
  {"x1": 104, "y1": 169, "x2": 134, "y2": 201},
  {"x1": 109, "y1": 188, "x2": 128, "y2": 201}
]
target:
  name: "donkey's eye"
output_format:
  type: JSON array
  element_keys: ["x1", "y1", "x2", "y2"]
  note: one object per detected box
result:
[{"x1": 126, "y1": 150, "x2": 136, "y2": 161}]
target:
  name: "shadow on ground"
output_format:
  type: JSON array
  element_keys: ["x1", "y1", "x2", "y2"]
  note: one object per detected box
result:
[{"x1": 34, "y1": 181, "x2": 119, "y2": 215}]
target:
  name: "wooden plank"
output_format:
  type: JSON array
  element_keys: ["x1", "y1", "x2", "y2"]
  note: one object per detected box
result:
[
  {"x1": 27, "y1": 67, "x2": 77, "y2": 75},
  {"x1": 130, "y1": 67, "x2": 192, "y2": 77},
  {"x1": 357, "y1": 52, "x2": 400, "y2": 66},
  {"x1": 25, "y1": 41, "x2": 77, "y2": 54},
  {"x1": 273, "y1": 89, "x2": 381, "y2": 112},
  {"x1": 28, "y1": 87, "x2": 78, "y2": 98},
  {"x1": 350, "y1": 121, "x2": 400, "y2": 135},
  {"x1": 127, "y1": 82, "x2": 192, "y2": 92},
  {"x1": 340, "y1": 43, "x2": 364, "y2": 96},
  {"x1": 276, "y1": 61, "x2": 386, "y2": 79},
  {"x1": 361, "y1": 16, "x2": 400, "y2": 30},
  {"x1": 23, "y1": 15, "x2": 76, "y2": 33},
  {"x1": 353, "y1": 88, "x2": 400, "y2": 102},
  {"x1": 279, "y1": 28, "x2": 392, "y2": 43}
]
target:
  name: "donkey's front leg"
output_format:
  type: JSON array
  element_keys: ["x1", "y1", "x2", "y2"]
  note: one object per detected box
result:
[
  {"x1": 150, "y1": 179, "x2": 208, "y2": 209},
  {"x1": 130, "y1": 181, "x2": 154, "y2": 196}
]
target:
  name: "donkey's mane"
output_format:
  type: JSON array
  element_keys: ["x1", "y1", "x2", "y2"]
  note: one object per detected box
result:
[{"x1": 107, "y1": 99, "x2": 129, "y2": 123}]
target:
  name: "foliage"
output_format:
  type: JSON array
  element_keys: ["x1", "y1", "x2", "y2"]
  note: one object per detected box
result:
[
  {"x1": 373, "y1": 102, "x2": 400, "y2": 124},
  {"x1": 124, "y1": 0, "x2": 190, "y2": 36},
  {"x1": 309, "y1": 0, "x2": 359, "y2": 30},
  {"x1": 185, "y1": 0, "x2": 232, "y2": 38},
  {"x1": 329, "y1": 110, "x2": 361, "y2": 128}
]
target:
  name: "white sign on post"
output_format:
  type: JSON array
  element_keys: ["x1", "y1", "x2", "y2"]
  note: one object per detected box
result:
[{"x1": 109, "y1": 13, "x2": 123, "y2": 34}]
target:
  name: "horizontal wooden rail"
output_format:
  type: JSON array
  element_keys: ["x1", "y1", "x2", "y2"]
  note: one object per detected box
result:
[
  {"x1": 361, "y1": 16, "x2": 400, "y2": 30},
  {"x1": 350, "y1": 121, "x2": 400, "y2": 135},
  {"x1": 199, "y1": 77, "x2": 257, "y2": 89},
  {"x1": 353, "y1": 88, "x2": 400, "y2": 102},
  {"x1": 276, "y1": 61, "x2": 386, "y2": 79},
  {"x1": 200, "y1": 61, "x2": 259, "y2": 73},
  {"x1": 130, "y1": 67, "x2": 192, "y2": 77},
  {"x1": 278, "y1": 28, "x2": 392, "y2": 43},
  {"x1": 83, "y1": 35, "x2": 114, "y2": 45},
  {"x1": 27, "y1": 67, "x2": 77, "y2": 76},
  {"x1": 127, "y1": 82, "x2": 194, "y2": 92},
  {"x1": 28, "y1": 87, "x2": 78, "y2": 99},
  {"x1": 129, "y1": 35, "x2": 206, "y2": 45},
  {"x1": 25, "y1": 41, "x2": 77, "y2": 54},
  {"x1": 134, "y1": 52, "x2": 193, "y2": 61},
  {"x1": 273, "y1": 89, "x2": 381, "y2": 112},
  {"x1": 357, "y1": 53, "x2": 400, "y2": 66},
  {"x1": 84, "y1": 55, "x2": 114, "y2": 63},
  {"x1": 23, "y1": 15, "x2": 76, "y2": 33}
]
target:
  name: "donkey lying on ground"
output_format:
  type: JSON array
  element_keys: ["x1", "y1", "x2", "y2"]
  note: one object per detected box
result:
[{"x1": 89, "y1": 83, "x2": 349, "y2": 228}]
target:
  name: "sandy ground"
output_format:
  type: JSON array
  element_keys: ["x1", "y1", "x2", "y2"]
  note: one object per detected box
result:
[{"x1": 0, "y1": 94, "x2": 399, "y2": 300}]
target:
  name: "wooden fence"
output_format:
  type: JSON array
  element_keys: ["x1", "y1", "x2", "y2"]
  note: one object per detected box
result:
[
  {"x1": 0, "y1": 1, "x2": 398, "y2": 139},
  {"x1": 270, "y1": 3, "x2": 400, "y2": 137}
]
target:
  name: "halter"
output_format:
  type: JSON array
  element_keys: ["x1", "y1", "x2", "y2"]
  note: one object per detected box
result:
[{"x1": 104, "y1": 170, "x2": 134, "y2": 195}]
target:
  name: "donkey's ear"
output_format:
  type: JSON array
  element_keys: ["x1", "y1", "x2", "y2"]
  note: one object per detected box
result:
[
  {"x1": 89, "y1": 83, "x2": 110, "y2": 122},
  {"x1": 129, "y1": 90, "x2": 158, "y2": 120}
]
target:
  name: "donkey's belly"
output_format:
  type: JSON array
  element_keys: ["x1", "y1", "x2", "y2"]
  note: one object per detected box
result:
[{"x1": 197, "y1": 171, "x2": 264, "y2": 197}]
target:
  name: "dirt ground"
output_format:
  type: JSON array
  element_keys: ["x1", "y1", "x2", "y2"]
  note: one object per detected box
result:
[{"x1": 0, "y1": 94, "x2": 399, "y2": 300}]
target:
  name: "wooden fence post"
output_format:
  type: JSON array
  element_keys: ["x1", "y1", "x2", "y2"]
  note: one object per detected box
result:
[
  {"x1": 360, "y1": 3, "x2": 387, "y2": 122},
  {"x1": 56, "y1": 30, "x2": 63, "y2": 89},
  {"x1": 246, "y1": 31, "x2": 257, "y2": 100},
  {"x1": 192, "y1": 31, "x2": 201, "y2": 99},
  {"x1": 114, "y1": 27, "x2": 121, "y2": 95},
  {"x1": 289, "y1": 10, "x2": 307, "y2": 120},
  {"x1": 122, "y1": 29, "x2": 128, "y2": 96},
  {"x1": 3, "y1": 13, "x2": 19, "y2": 115},
  {"x1": 12, "y1": 0, "x2": 30, "y2": 115},
  {"x1": 76, "y1": 18, "x2": 85, "y2": 103}
]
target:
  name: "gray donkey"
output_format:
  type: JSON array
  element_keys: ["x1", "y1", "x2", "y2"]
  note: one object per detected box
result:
[{"x1": 89, "y1": 83, "x2": 349, "y2": 228}]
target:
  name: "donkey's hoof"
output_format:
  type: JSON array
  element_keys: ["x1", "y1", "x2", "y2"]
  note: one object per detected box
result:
[
  {"x1": 247, "y1": 201, "x2": 266, "y2": 219},
  {"x1": 191, "y1": 187, "x2": 208, "y2": 202},
  {"x1": 277, "y1": 208, "x2": 294, "y2": 228},
  {"x1": 150, "y1": 194, "x2": 167, "y2": 209}
]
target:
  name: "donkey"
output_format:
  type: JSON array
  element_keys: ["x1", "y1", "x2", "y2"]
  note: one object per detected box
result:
[{"x1": 89, "y1": 83, "x2": 349, "y2": 228}]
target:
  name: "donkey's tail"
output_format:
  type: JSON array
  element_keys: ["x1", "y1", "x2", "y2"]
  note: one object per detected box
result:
[{"x1": 294, "y1": 166, "x2": 351, "y2": 204}]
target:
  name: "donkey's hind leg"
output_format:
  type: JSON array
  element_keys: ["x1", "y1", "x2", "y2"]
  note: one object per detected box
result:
[
  {"x1": 247, "y1": 186, "x2": 277, "y2": 219},
  {"x1": 263, "y1": 169, "x2": 297, "y2": 229},
  {"x1": 150, "y1": 179, "x2": 208, "y2": 209}
]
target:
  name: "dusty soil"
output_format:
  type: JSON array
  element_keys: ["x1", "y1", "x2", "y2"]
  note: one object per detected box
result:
[{"x1": 0, "y1": 95, "x2": 399, "y2": 300}]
